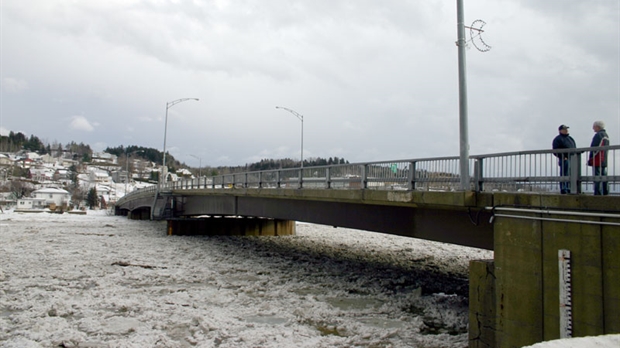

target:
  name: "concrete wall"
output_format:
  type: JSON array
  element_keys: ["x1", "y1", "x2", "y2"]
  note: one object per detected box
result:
[
  {"x1": 469, "y1": 260, "x2": 496, "y2": 348},
  {"x1": 470, "y1": 194, "x2": 620, "y2": 348}
]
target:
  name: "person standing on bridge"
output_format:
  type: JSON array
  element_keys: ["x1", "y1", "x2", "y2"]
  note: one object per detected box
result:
[
  {"x1": 552, "y1": 125, "x2": 576, "y2": 194},
  {"x1": 588, "y1": 120, "x2": 610, "y2": 195}
]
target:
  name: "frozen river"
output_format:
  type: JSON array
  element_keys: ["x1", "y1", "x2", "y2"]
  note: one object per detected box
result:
[{"x1": 1, "y1": 209, "x2": 493, "y2": 347}]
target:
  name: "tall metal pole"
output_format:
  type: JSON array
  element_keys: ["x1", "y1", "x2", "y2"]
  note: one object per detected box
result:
[
  {"x1": 276, "y1": 106, "x2": 304, "y2": 168},
  {"x1": 456, "y1": 0, "x2": 470, "y2": 190},
  {"x1": 190, "y1": 154, "x2": 202, "y2": 177},
  {"x1": 151, "y1": 97, "x2": 199, "y2": 220},
  {"x1": 125, "y1": 148, "x2": 129, "y2": 195},
  {"x1": 162, "y1": 106, "x2": 170, "y2": 184},
  {"x1": 125, "y1": 149, "x2": 143, "y2": 196},
  {"x1": 161, "y1": 98, "x2": 199, "y2": 186}
]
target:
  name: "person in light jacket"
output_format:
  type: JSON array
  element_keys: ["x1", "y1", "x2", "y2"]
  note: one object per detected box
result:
[{"x1": 588, "y1": 120, "x2": 610, "y2": 195}]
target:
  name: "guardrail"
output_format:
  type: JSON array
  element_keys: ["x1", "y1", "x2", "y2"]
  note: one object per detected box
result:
[{"x1": 118, "y1": 145, "x2": 619, "y2": 205}]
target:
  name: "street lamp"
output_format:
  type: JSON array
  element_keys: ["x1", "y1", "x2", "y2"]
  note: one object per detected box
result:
[
  {"x1": 161, "y1": 98, "x2": 199, "y2": 185},
  {"x1": 124, "y1": 148, "x2": 143, "y2": 196},
  {"x1": 151, "y1": 97, "x2": 198, "y2": 220},
  {"x1": 190, "y1": 154, "x2": 202, "y2": 178},
  {"x1": 276, "y1": 106, "x2": 304, "y2": 168}
]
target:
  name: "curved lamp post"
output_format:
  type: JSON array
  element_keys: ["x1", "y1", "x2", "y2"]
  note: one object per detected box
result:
[
  {"x1": 151, "y1": 97, "x2": 199, "y2": 220},
  {"x1": 190, "y1": 154, "x2": 202, "y2": 178},
  {"x1": 276, "y1": 106, "x2": 304, "y2": 168},
  {"x1": 161, "y1": 98, "x2": 199, "y2": 184},
  {"x1": 125, "y1": 149, "x2": 143, "y2": 196}
]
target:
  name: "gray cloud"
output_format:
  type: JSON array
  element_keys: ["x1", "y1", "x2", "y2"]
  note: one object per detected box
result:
[{"x1": 1, "y1": 0, "x2": 618, "y2": 166}]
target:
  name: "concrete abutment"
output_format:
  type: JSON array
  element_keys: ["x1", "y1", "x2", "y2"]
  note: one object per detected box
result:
[{"x1": 469, "y1": 194, "x2": 620, "y2": 348}]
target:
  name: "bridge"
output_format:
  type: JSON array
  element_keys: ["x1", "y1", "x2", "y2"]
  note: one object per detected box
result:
[{"x1": 116, "y1": 145, "x2": 620, "y2": 348}]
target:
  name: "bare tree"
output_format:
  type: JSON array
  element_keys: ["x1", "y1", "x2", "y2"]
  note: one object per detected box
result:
[
  {"x1": 70, "y1": 186, "x2": 87, "y2": 209},
  {"x1": 6, "y1": 180, "x2": 34, "y2": 199}
]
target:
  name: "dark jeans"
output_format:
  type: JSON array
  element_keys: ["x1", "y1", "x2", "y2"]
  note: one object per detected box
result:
[
  {"x1": 593, "y1": 166, "x2": 609, "y2": 195},
  {"x1": 559, "y1": 158, "x2": 570, "y2": 194}
]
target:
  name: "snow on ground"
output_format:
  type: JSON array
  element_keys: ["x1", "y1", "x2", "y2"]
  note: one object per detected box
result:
[
  {"x1": 521, "y1": 335, "x2": 620, "y2": 348},
  {"x1": 1, "y1": 209, "x2": 493, "y2": 347}
]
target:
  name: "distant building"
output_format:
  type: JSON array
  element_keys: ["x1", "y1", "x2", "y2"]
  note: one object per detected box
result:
[
  {"x1": 92, "y1": 152, "x2": 117, "y2": 164},
  {"x1": 176, "y1": 168, "x2": 193, "y2": 178},
  {"x1": 89, "y1": 170, "x2": 112, "y2": 183},
  {"x1": 33, "y1": 187, "x2": 71, "y2": 207},
  {"x1": 0, "y1": 154, "x2": 12, "y2": 166},
  {"x1": 16, "y1": 187, "x2": 70, "y2": 211},
  {"x1": 15, "y1": 197, "x2": 47, "y2": 211},
  {"x1": 28, "y1": 167, "x2": 55, "y2": 181}
]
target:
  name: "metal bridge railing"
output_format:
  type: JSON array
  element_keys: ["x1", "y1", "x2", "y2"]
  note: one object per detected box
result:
[{"x1": 118, "y1": 146, "x2": 620, "y2": 205}]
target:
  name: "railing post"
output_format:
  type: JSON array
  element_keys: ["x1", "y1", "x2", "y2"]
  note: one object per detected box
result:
[
  {"x1": 276, "y1": 170, "x2": 281, "y2": 188},
  {"x1": 298, "y1": 168, "x2": 303, "y2": 189},
  {"x1": 407, "y1": 161, "x2": 416, "y2": 190},
  {"x1": 473, "y1": 158, "x2": 484, "y2": 192},
  {"x1": 361, "y1": 164, "x2": 368, "y2": 189},
  {"x1": 569, "y1": 152, "x2": 581, "y2": 194},
  {"x1": 244, "y1": 173, "x2": 248, "y2": 188},
  {"x1": 326, "y1": 167, "x2": 332, "y2": 189},
  {"x1": 258, "y1": 172, "x2": 263, "y2": 189}
]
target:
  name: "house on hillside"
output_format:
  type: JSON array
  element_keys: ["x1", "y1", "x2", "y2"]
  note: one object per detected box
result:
[
  {"x1": 0, "y1": 154, "x2": 12, "y2": 166},
  {"x1": 16, "y1": 187, "x2": 70, "y2": 211},
  {"x1": 33, "y1": 187, "x2": 71, "y2": 207},
  {"x1": 89, "y1": 169, "x2": 112, "y2": 183},
  {"x1": 40, "y1": 154, "x2": 57, "y2": 164},
  {"x1": 28, "y1": 167, "x2": 56, "y2": 182},
  {"x1": 15, "y1": 157, "x2": 35, "y2": 169},
  {"x1": 92, "y1": 152, "x2": 117, "y2": 165},
  {"x1": 61, "y1": 158, "x2": 79, "y2": 168},
  {"x1": 25, "y1": 152, "x2": 41, "y2": 161},
  {"x1": 15, "y1": 197, "x2": 47, "y2": 211},
  {"x1": 54, "y1": 168, "x2": 72, "y2": 186},
  {"x1": 176, "y1": 168, "x2": 193, "y2": 179}
]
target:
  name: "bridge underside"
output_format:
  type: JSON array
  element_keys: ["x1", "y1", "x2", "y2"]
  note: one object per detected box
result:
[
  {"x1": 152, "y1": 191, "x2": 493, "y2": 250},
  {"x1": 213, "y1": 196, "x2": 491, "y2": 250}
]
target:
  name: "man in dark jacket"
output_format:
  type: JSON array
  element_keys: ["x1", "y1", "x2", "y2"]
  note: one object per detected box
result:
[
  {"x1": 552, "y1": 125, "x2": 577, "y2": 194},
  {"x1": 588, "y1": 120, "x2": 610, "y2": 195}
]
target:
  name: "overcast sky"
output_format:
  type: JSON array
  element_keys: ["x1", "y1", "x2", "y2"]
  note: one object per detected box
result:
[{"x1": 1, "y1": 0, "x2": 618, "y2": 167}]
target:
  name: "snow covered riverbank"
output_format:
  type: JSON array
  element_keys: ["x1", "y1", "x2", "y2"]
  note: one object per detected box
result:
[{"x1": 1, "y1": 209, "x2": 493, "y2": 347}]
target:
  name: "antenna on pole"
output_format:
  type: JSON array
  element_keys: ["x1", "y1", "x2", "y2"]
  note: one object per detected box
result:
[{"x1": 465, "y1": 19, "x2": 492, "y2": 52}]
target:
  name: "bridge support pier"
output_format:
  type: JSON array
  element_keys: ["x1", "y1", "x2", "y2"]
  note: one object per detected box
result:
[
  {"x1": 469, "y1": 194, "x2": 620, "y2": 348},
  {"x1": 128, "y1": 208, "x2": 151, "y2": 220},
  {"x1": 166, "y1": 217, "x2": 296, "y2": 236}
]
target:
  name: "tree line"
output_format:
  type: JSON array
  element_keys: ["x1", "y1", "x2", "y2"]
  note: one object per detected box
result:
[
  {"x1": 0, "y1": 131, "x2": 93, "y2": 161},
  {"x1": 2, "y1": 130, "x2": 349, "y2": 177}
]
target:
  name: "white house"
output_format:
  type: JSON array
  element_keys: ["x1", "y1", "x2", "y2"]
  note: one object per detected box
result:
[
  {"x1": 0, "y1": 153, "x2": 12, "y2": 166},
  {"x1": 32, "y1": 187, "x2": 71, "y2": 207},
  {"x1": 176, "y1": 168, "x2": 193, "y2": 178},
  {"x1": 16, "y1": 187, "x2": 66, "y2": 211},
  {"x1": 89, "y1": 170, "x2": 112, "y2": 183},
  {"x1": 29, "y1": 167, "x2": 56, "y2": 181},
  {"x1": 92, "y1": 152, "x2": 117, "y2": 164},
  {"x1": 26, "y1": 152, "x2": 41, "y2": 161},
  {"x1": 15, "y1": 197, "x2": 47, "y2": 211}
]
